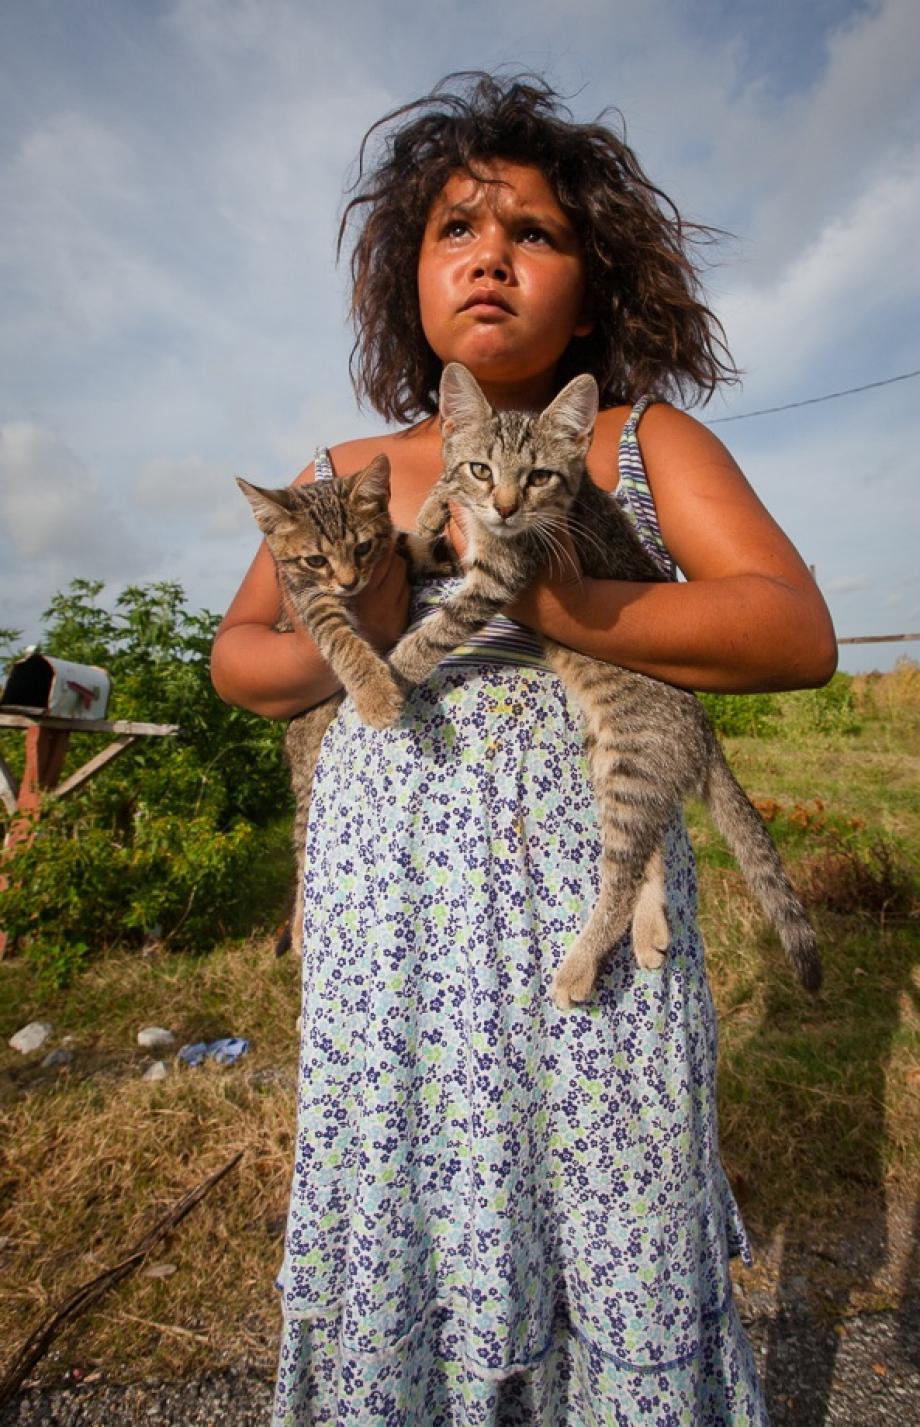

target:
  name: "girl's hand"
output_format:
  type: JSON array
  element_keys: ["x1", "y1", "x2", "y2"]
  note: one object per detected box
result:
[{"x1": 352, "y1": 541, "x2": 411, "y2": 652}]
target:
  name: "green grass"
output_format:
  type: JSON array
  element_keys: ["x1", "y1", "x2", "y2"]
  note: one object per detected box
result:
[{"x1": 692, "y1": 685, "x2": 919, "y2": 1235}]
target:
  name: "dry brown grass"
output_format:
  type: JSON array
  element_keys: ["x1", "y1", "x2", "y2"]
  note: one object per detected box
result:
[
  {"x1": 852, "y1": 655, "x2": 920, "y2": 716},
  {"x1": 1, "y1": 936, "x2": 299, "y2": 1383}
]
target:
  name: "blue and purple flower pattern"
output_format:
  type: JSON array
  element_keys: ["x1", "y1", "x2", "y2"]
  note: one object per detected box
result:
[
  {"x1": 272, "y1": 407, "x2": 769, "y2": 1423},
  {"x1": 272, "y1": 654, "x2": 767, "y2": 1423}
]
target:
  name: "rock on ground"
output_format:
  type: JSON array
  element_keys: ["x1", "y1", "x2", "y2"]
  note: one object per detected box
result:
[
  {"x1": 136, "y1": 1028, "x2": 176, "y2": 1051},
  {"x1": 8, "y1": 1023, "x2": 52, "y2": 1055}
]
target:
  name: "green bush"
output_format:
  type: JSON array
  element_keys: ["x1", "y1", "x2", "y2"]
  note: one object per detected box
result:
[
  {"x1": 1, "y1": 581, "x2": 291, "y2": 982},
  {"x1": 772, "y1": 671, "x2": 861, "y2": 738},
  {"x1": 700, "y1": 673, "x2": 861, "y2": 741},
  {"x1": 698, "y1": 691, "x2": 779, "y2": 737}
]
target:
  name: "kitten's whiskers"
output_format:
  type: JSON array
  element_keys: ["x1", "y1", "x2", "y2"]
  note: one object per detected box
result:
[{"x1": 531, "y1": 517, "x2": 582, "y2": 584}]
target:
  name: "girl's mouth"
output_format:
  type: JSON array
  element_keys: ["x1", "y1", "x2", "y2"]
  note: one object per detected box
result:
[{"x1": 460, "y1": 289, "x2": 514, "y2": 315}]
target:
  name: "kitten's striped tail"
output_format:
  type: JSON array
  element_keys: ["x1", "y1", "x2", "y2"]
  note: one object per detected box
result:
[{"x1": 704, "y1": 749, "x2": 822, "y2": 991}]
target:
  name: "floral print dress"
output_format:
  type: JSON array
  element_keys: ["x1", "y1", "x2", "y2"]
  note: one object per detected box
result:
[{"x1": 272, "y1": 399, "x2": 769, "y2": 1426}]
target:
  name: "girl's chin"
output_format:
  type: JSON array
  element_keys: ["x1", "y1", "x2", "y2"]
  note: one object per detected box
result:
[{"x1": 438, "y1": 343, "x2": 556, "y2": 389}]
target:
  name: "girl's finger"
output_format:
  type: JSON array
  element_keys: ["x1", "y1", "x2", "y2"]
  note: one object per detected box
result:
[{"x1": 366, "y1": 541, "x2": 398, "y2": 591}]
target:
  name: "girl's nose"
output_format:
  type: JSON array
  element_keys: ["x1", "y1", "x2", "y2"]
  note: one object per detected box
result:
[
  {"x1": 468, "y1": 226, "x2": 513, "y2": 283},
  {"x1": 470, "y1": 253, "x2": 510, "y2": 282}
]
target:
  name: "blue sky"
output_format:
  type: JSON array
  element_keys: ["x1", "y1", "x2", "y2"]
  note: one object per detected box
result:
[{"x1": 1, "y1": 0, "x2": 918, "y2": 673}]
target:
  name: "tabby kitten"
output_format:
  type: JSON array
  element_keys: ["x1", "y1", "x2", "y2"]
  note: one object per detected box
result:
[
  {"x1": 386, "y1": 364, "x2": 822, "y2": 1011},
  {"x1": 238, "y1": 455, "x2": 456, "y2": 955}
]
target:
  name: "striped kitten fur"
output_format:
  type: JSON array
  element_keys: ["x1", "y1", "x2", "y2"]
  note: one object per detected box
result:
[
  {"x1": 238, "y1": 455, "x2": 457, "y2": 956},
  {"x1": 387, "y1": 363, "x2": 822, "y2": 1011}
]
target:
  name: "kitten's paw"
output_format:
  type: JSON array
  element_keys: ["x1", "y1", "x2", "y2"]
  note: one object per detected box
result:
[
  {"x1": 353, "y1": 677, "x2": 405, "y2": 730},
  {"x1": 388, "y1": 643, "x2": 429, "y2": 686},
  {"x1": 631, "y1": 902, "x2": 669, "y2": 972},
  {"x1": 551, "y1": 952, "x2": 599, "y2": 1012}
]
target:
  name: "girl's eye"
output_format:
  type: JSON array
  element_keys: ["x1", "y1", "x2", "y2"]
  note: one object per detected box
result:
[
  {"x1": 520, "y1": 227, "x2": 549, "y2": 245},
  {"x1": 303, "y1": 555, "x2": 327, "y2": 569},
  {"x1": 528, "y1": 468, "x2": 555, "y2": 486},
  {"x1": 443, "y1": 220, "x2": 470, "y2": 239},
  {"x1": 467, "y1": 461, "x2": 492, "y2": 482},
  {"x1": 354, "y1": 539, "x2": 373, "y2": 558}
]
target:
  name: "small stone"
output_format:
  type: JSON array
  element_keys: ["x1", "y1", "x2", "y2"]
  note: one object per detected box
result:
[
  {"x1": 41, "y1": 1047, "x2": 74, "y2": 1069},
  {"x1": 137, "y1": 1026, "x2": 176, "y2": 1050},
  {"x1": 143, "y1": 1060, "x2": 169, "y2": 1082},
  {"x1": 9, "y1": 1021, "x2": 52, "y2": 1054},
  {"x1": 143, "y1": 1261, "x2": 177, "y2": 1279}
]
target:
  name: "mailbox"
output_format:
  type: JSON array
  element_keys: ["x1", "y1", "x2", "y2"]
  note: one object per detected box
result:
[{"x1": 0, "y1": 654, "x2": 111, "y2": 720}]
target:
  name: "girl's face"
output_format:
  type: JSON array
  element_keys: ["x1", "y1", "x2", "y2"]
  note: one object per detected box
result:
[{"x1": 417, "y1": 160, "x2": 593, "y2": 409}]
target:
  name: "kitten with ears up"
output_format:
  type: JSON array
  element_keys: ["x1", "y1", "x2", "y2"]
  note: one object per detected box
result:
[
  {"x1": 384, "y1": 364, "x2": 821, "y2": 1011},
  {"x1": 238, "y1": 456, "x2": 456, "y2": 956}
]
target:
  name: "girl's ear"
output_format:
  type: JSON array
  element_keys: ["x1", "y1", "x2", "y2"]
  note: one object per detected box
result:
[
  {"x1": 236, "y1": 478, "x2": 298, "y2": 536},
  {"x1": 349, "y1": 453, "x2": 391, "y2": 506},
  {"x1": 439, "y1": 363, "x2": 492, "y2": 435},
  {"x1": 538, "y1": 375, "x2": 599, "y2": 451}
]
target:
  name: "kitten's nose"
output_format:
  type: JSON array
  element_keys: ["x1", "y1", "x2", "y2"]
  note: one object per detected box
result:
[
  {"x1": 338, "y1": 573, "x2": 359, "y2": 592},
  {"x1": 493, "y1": 491, "x2": 520, "y2": 520}
]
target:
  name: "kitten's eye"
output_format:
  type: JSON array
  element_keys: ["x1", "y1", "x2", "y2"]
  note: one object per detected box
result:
[
  {"x1": 303, "y1": 555, "x2": 327, "y2": 569},
  {"x1": 528, "y1": 468, "x2": 555, "y2": 487},
  {"x1": 467, "y1": 461, "x2": 492, "y2": 482},
  {"x1": 353, "y1": 539, "x2": 373, "y2": 558}
]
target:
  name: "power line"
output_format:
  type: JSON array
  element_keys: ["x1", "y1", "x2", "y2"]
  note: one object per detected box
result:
[{"x1": 704, "y1": 368, "x2": 920, "y2": 424}]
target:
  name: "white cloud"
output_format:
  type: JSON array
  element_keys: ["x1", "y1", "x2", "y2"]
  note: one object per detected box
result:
[
  {"x1": 823, "y1": 576, "x2": 873, "y2": 595},
  {"x1": 134, "y1": 453, "x2": 255, "y2": 539},
  {"x1": 0, "y1": 423, "x2": 151, "y2": 641},
  {"x1": 0, "y1": 423, "x2": 141, "y2": 570},
  {"x1": 719, "y1": 150, "x2": 920, "y2": 392}
]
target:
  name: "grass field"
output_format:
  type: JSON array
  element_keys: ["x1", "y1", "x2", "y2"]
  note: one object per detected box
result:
[{"x1": 1, "y1": 663, "x2": 917, "y2": 1387}]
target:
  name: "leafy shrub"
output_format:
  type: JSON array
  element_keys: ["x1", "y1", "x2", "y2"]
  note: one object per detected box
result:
[
  {"x1": 700, "y1": 675, "x2": 862, "y2": 741},
  {"x1": 0, "y1": 581, "x2": 291, "y2": 982},
  {"x1": 698, "y1": 691, "x2": 779, "y2": 738},
  {"x1": 772, "y1": 671, "x2": 861, "y2": 737}
]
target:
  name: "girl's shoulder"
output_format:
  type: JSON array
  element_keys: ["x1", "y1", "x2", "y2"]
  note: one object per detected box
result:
[{"x1": 590, "y1": 400, "x2": 739, "y2": 494}]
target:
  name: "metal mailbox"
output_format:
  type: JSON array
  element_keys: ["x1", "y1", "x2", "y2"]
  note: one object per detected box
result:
[{"x1": 0, "y1": 653, "x2": 111, "y2": 720}]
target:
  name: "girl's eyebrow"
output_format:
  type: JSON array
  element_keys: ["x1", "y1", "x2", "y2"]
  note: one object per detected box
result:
[{"x1": 435, "y1": 197, "x2": 573, "y2": 236}]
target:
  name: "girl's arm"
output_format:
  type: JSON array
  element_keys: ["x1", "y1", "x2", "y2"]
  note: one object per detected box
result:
[
  {"x1": 210, "y1": 459, "x2": 411, "y2": 719},
  {"x1": 506, "y1": 405, "x2": 838, "y2": 694}
]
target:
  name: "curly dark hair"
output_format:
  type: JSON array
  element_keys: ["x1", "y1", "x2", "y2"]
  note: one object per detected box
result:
[{"x1": 339, "y1": 71, "x2": 738, "y2": 423}]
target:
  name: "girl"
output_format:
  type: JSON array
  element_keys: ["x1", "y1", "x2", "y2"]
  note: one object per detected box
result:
[{"x1": 212, "y1": 74, "x2": 836, "y2": 1427}]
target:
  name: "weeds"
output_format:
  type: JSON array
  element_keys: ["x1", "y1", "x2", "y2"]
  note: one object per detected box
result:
[{"x1": 797, "y1": 831, "x2": 919, "y2": 924}]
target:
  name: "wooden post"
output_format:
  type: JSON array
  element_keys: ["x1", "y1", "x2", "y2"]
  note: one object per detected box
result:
[{"x1": 0, "y1": 713, "x2": 179, "y2": 958}]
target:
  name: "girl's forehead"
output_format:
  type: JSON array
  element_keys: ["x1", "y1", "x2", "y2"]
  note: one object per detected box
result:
[{"x1": 427, "y1": 162, "x2": 570, "y2": 224}]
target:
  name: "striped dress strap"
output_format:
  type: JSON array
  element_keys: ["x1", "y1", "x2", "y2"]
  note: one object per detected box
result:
[
  {"x1": 410, "y1": 579, "x2": 551, "y2": 671},
  {"x1": 614, "y1": 397, "x2": 676, "y2": 579},
  {"x1": 313, "y1": 446, "x2": 335, "y2": 483}
]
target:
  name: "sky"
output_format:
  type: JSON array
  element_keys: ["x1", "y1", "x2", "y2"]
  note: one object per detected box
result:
[{"x1": 1, "y1": 0, "x2": 918, "y2": 675}]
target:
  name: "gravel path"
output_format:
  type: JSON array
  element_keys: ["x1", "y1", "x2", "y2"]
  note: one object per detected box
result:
[{"x1": 3, "y1": 1301, "x2": 918, "y2": 1426}]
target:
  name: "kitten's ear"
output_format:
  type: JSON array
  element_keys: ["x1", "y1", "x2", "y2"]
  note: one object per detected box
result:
[
  {"x1": 349, "y1": 453, "x2": 391, "y2": 507},
  {"x1": 439, "y1": 363, "x2": 492, "y2": 436},
  {"x1": 236, "y1": 478, "x2": 297, "y2": 535},
  {"x1": 538, "y1": 375, "x2": 599, "y2": 451}
]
